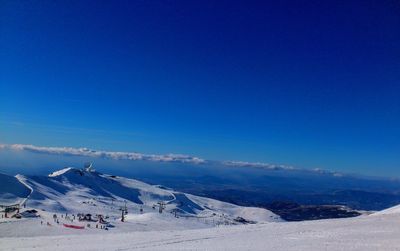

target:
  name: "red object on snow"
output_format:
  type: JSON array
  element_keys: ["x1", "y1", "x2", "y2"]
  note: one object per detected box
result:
[{"x1": 63, "y1": 223, "x2": 85, "y2": 229}]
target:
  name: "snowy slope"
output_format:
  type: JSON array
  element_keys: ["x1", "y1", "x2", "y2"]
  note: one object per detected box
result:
[
  {"x1": 2, "y1": 168, "x2": 400, "y2": 250},
  {"x1": 48, "y1": 167, "x2": 72, "y2": 177},
  {"x1": 16, "y1": 167, "x2": 280, "y2": 224},
  {"x1": 1, "y1": 213, "x2": 400, "y2": 250},
  {"x1": 371, "y1": 203, "x2": 400, "y2": 215},
  {"x1": 0, "y1": 173, "x2": 31, "y2": 205}
]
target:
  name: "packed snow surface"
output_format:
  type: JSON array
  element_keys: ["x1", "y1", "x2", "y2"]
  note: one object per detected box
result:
[{"x1": 1, "y1": 213, "x2": 400, "y2": 250}]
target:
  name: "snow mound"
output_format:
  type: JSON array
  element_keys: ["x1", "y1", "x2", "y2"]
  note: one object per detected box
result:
[
  {"x1": 372, "y1": 204, "x2": 400, "y2": 216},
  {"x1": 0, "y1": 173, "x2": 31, "y2": 205}
]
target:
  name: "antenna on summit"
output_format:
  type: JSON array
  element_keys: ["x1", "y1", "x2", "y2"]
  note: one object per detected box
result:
[{"x1": 84, "y1": 162, "x2": 95, "y2": 172}]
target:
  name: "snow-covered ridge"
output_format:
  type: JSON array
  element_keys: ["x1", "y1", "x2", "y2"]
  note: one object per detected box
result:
[
  {"x1": 48, "y1": 167, "x2": 72, "y2": 177},
  {"x1": 13, "y1": 167, "x2": 281, "y2": 224},
  {"x1": 0, "y1": 173, "x2": 31, "y2": 205}
]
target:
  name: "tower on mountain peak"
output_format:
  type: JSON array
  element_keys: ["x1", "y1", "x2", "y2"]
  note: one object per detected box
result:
[{"x1": 84, "y1": 162, "x2": 95, "y2": 172}]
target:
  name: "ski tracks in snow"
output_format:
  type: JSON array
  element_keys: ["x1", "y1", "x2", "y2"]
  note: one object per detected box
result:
[{"x1": 15, "y1": 175, "x2": 33, "y2": 206}]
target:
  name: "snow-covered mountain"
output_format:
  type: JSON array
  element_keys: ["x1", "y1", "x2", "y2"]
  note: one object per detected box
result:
[
  {"x1": 4, "y1": 167, "x2": 280, "y2": 225},
  {"x1": 2, "y1": 167, "x2": 400, "y2": 250},
  {"x1": 0, "y1": 173, "x2": 31, "y2": 205}
]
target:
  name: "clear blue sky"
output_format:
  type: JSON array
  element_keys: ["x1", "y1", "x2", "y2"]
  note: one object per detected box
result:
[{"x1": 1, "y1": 1, "x2": 399, "y2": 175}]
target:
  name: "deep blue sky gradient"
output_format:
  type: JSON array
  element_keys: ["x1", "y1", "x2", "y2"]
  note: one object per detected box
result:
[{"x1": 1, "y1": 1, "x2": 399, "y2": 175}]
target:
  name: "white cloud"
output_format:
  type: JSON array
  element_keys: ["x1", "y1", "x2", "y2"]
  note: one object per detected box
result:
[
  {"x1": 312, "y1": 168, "x2": 344, "y2": 177},
  {"x1": 0, "y1": 144, "x2": 205, "y2": 164},
  {"x1": 223, "y1": 161, "x2": 344, "y2": 177},
  {"x1": 223, "y1": 161, "x2": 295, "y2": 170},
  {"x1": 0, "y1": 143, "x2": 344, "y2": 176}
]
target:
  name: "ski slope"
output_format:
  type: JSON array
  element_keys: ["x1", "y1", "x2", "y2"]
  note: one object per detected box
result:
[
  {"x1": 0, "y1": 173, "x2": 31, "y2": 205},
  {"x1": 0, "y1": 167, "x2": 281, "y2": 241},
  {"x1": 15, "y1": 167, "x2": 280, "y2": 224},
  {"x1": 1, "y1": 213, "x2": 400, "y2": 250}
]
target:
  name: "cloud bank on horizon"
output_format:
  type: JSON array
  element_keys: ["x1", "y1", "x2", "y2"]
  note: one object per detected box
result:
[
  {"x1": 0, "y1": 143, "x2": 205, "y2": 164},
  {"x1": 0, "y1": 143, "x2": 338, "y2": 174},
  {"x1": 223, "y1": 161, "x2": 295, "y2": 171},
  {"x1": 0, "y1": 143, "x2": 292, "y2": 169}
]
